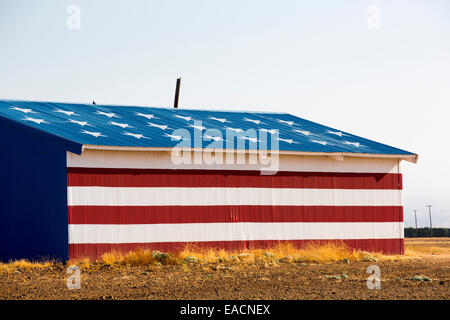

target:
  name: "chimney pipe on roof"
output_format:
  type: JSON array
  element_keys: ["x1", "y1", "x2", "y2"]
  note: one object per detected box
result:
[{"x1": 173, "y1": 77, "x2": 181, "y2": 108}]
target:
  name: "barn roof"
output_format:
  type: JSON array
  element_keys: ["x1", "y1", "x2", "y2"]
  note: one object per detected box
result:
[{"x1": 0, "y1": 99, "x2": 417, "y2": 162}]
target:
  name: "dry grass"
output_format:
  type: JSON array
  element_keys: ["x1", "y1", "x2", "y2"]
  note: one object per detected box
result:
[
  {"x1": 96, "y1": 248, "x2": 175, "y2": 267},
  {"x1": 72, "y1": 241, "x2": 391, "y2": 268},
  {"x1": 270, "y1": 242, "x2": 383, "y2": 263},
  {"x1": 0, "y1": 259, "x2": 57, "y2": 274},
  {"x1": 4, "y1": 239, "x2": 448, "y2": 272},
  {"x1": 67, "y1": 258, "x2": 92, "y2": 271}
]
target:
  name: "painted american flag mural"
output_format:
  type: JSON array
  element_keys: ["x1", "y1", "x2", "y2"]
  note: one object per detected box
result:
[
  {"x1": 66, "y1": 152, "x2": 405, "y2": 260},
  {"x1": 0, "y1": 100, "x2": 413, "y2": 260}
]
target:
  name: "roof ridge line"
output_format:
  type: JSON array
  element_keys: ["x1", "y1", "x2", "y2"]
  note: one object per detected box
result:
[{"x1": 0, "y1": 99, "x2": 288, "y2": 115}]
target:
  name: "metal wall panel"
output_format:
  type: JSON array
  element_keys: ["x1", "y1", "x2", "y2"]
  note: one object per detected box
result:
[
  {"x1": 0, "y1": 118, "x2": 71, "y2": 261},
  {"x1": 67, "y1": 162, "x2": 404, "y2": 260}
]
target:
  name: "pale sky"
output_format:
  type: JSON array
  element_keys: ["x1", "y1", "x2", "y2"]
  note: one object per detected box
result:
[{"x1": 0, "y1": 0, "x2": 449, "y2": 227}]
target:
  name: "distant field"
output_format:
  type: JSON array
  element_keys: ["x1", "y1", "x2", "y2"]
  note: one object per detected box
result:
[
  {"x1": 405, "y1": 237, "x2": 450, "y2": 257},
  {"x1": 0, "y1": 239, "x2": 449, "y2": 300},
  {"x1": 406, "y1": 237, "x2": 450, "y2": 243}
]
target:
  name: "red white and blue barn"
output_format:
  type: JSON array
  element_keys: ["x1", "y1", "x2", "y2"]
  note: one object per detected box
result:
[{"x1": 0, "y1": 99, "x2": 417, "y2": 261}]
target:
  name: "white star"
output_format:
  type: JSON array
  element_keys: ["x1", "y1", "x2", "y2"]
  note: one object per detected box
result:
[
  {"x1": 69, "y1": 119, "x2": 91, "y2": 127},
  {"x1": 148, "y1": 122, "x2": 169, "y2": 130},
  {"x1": 174, "y1": 115, "x2": 192, "y2": 121},
  {"x1": 277, "y1": 137, "x2": 296, "y2": 144},
  {"x1": 226, "y1": 127, "x2": 243, "y2": 133},
  {"x1": 244, "y1": 118, "x2": 262, "y2": 125},
  {"x1": 53, "y1": 109, "x2": 77, "y2": 116},
  {"x1": 81, "y1": 130, "x2": 105, "y2": 137},
  {"x1": 109, "y1": 121, "x2": 132, "y2": 129},
  {"x1": 277, "y1": 119, "x2": 294, "y2": 126},
  {"x1": 23, "y1": 117, "x2": 48, "y2": 124},
  {"x1": 293, "y1": 129, "x2": 311, "y2": 136},
  {"x1": 204, "y1": 135, "x2": 223, "y2": 142},
  {"x1": 344, "y1": 141, "x2": 360, "y2": 148},
  {"x1": 123, "y1": 132, "x2": 148, "y2": 139},
  {"x1": 10, "y1": 106, "x2": 37, "y2": 113},
  {"x1": 311, "y1": 140, "x2": 327, "y2": 146},
  {"x1": 326, "y1": 130, "x2": 346, "y2": 137},
  {"x1": 208, "y1": 116, "x2": 228, "y2": 123},
  {"x1": 95, "y1": 110, "x2": 119, "y2": 118},
  {"x1": 164, "y1": 133, "x2": 184, "y2": 141},
  {"x1": 260, "y1": 128, "x2": 278, "y2": 134},
  {"x1": 239, "y1": 136, "x2": 259, "y2": 143},
  {"x1": 135, "y1": 112, "x2": 155, "y2": 120},
  {"x1": 188, "y1": 124, "x2": 206, "y2": 131}
]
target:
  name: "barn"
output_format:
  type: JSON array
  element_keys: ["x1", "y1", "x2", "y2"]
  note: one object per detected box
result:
[{"x1": 0, "y1": 99, "x2": 418, "y2": 261}]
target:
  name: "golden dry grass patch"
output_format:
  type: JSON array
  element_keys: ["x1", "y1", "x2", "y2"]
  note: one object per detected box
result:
[
  {"x1": 0, "y1": 259, "x2": 57, "y2": 274},
  {"x1": 87, "y1": 241, "x2": 393, "y2": 267},
  {"x1": 4, "y1": 238, "x2": 449, "y2": 272},
  {"x1": 58, "y1": 242, "x2": 402, "y2": 270}
]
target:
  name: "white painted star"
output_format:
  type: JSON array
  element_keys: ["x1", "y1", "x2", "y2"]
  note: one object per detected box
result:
[
  {"x1": 208, "y1": 116, "x2": 228, "y2": 123},
  {"x1": 174, "y1": 115, "x2": 192, "y2": 121},
  {"x1": 53, "y1": 109, "x2": 77, "y2": 116},
  {"x1": 10, "y1": 106, "x2": 37, "y2": 114},
  {"x1": 188, "y1": 124, "x2": 206, "y2": 131},
  {"x1": 109, "y1": 121, "x2": 132, "y2": 129},
  {"x1": 23, "y1": 117, "x2": 48, "y2": 124},
  {"x1": 344, "y1": 141, "x2": 360, "y2": 148},
  {"x1": 277, "y1": 119, "x2": 294, "y2": 126},
  {"x1": 148, "y1": 122, "x2": 169, "y2": 130},
  {"x1": 135, "y1": 112, "x2": 155, "y2": 120},
  {"x1": 239, "y1": 136, "x2": 259, "y2": 143},
  {"x1": 123, "y1": 132, "x2": 148, "y2": 139},
  {"x1": 164, "y1": 133, "x2": 184, "y2": 141},
  {"x1": 244, "y1": 118, "x2": 262, "y2": 125},
  {"x1": 311, "y1": 140, "x2": 327, "y2": 146},
  {"x1": 69, "y1": 119, "x2": 91, "y2": 127},
  {"x1": 204, "y1": 135, "x2": 223, "y2": 142},
  {"x1": 326, "y1": 130, "x2": 346, "y2": 137},
  {"x1": 226, "y1": 127, "x2": 243, "y2": 133},
  {"x1": 81, "y1": 130, "x2": 105, "y2": 137},
  {"x1": 293, "y1": 129, "x2": 311, "y2": 136},
  {"x1": 260, "y1": 128, "x2": 278, "y2": 134},
  {"x1": 277, "y1": 137, "x2": 296, "y2": 144},
  {"x1": 95, "y1": 110, "x2": 119, "y2": 118}
]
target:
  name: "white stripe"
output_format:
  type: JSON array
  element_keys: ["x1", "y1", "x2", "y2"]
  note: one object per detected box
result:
[
  {"x1": 68, "y1": 187, "x2": 402, "y2": 206},
  {"x1": 68, "y1": 222, "x2": 404, "y2": 244},
  {"x1": 67, "y1": 150, "x2": 401, "y2": 173}
]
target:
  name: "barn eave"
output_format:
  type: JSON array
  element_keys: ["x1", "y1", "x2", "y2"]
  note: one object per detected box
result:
[{"x1": 79, "y1": 144, "x2": 419, "y2": 163}]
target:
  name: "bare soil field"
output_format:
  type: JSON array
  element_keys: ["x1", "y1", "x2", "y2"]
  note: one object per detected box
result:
[{"x1": 0, "y1": 238, "x2": 449, "y2": 300}]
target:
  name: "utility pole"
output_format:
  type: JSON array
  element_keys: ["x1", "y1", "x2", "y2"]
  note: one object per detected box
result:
[
  {"x1": 413, "y1": 210, "x2": 418, "y2": 237},
  {"x1": 426, "y1": 205, "x2": 433, "y2": 237}
]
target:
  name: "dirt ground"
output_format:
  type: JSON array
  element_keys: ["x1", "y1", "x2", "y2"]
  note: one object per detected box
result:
[{"x1": 0, "y1": 238, "x2": 449, "y2": 300}]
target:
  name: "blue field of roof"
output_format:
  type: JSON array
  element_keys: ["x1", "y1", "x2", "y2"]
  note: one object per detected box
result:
[{"x1": 0, "y1": 99, "x2": 416, "y2": 156}]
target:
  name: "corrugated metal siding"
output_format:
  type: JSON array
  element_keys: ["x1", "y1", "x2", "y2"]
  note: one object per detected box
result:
[
  {"x1": 67, "y1": 153, "x2": 404, "y2": 260},
  {"x1": 0, "y1": 118, "x2": 69, "y2": 261}
]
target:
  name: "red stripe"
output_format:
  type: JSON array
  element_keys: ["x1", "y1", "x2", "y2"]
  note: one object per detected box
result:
[
  {"x1": 69, "y1": 238, "x2": 404, "y2": 260},
  {"x1": 67, "y1": 167, "x2": 402, "y2": 189},
  {"x1": 68, "y1": 205, "x2": 403, "y2": 224}
]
